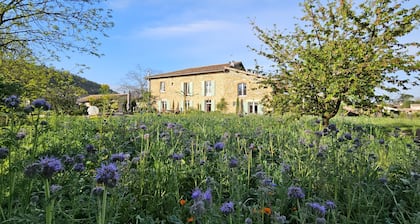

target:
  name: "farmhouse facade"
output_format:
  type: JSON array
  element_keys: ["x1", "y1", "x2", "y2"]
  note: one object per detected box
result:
[{"x1": 146, "y1": 61, "x2": 271, "y2": 114}]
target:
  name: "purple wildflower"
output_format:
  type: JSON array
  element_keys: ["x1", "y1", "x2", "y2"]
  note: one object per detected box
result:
[
  {"x1": 32, "y1": 98, "x2": 50, "y2": 110},
  {"x1": 131, "y1": 157, "x2": 140, "y2": 164},
  {"x1": 73, "y1": 163, "x2": 85, "y2": 172},
  {"x1": 24, "y1": 163, "x2": 41, "y2": 178},
  {"x1": 0, "y1": 147, "x2": 9, "y2": 160},
  {"x1": 229, "y1": 157, "x2": 239, "y2": 168},
  {"x1": 214, "y1": 142, "x2": 224, "y2": 151},
  {"x1": 139, "y1": 124, "x2": 147, "y2": 130},
  {"x1": 85, "y1": 144, "x2": 96, "y2": 154},
  {"x1": 92, "y1": 186, "x2": 104, "y2": 196},
  {"x1": 191, "y1": 188, "x2": 202, "y2": 200},
  {"x1": 273, "y1": 213, "x2": 287, "y2": 223},
  {"x1": 95, "y1": 163, "x2": 120, "y2": 188},
  {"x1": 220, "y1": 201, "x2": 235, "y2": 215},
  {"x1": 344, "y1": 133, "x2": 352, "y2": 140},
  {"x1": 287, "y1": 186, "x2": 305, "y2": 199},
  {"x1": 245, "y1": 217, "x2": 253, "y2": 224},
  {"x1": 325, "y1": 200, "x2": 336, "y2": 210},
  {"x1": 316, "y1": 217, "x2": 326, "y2": 224},
  {"x1": 378, "y1": 139, "x2": 385, "y2": 144},
  {"x1": 4, "y1": 95, "x2": 20, "y2": 108},
  {"x1": 171, "y1": 153, "x2": 184, "y2": 161},
  {"x1": 307, "y1": 202, "x2": 326, "y2": 216},
  {"x1": 328, "y1": 123, "x2": 337, "y2": 132},
  {"x1": 262, "y1": 178, "x2": 277, "y2": 187},
  {"x1": 281, "y1": 163, "x2": 291, "y2": 174},
  {"x1": 111, "y1": 152, "x2": 127, "y2": 162},
  {"x1": 39, "y1": 156, "x2": 63, "y2": 178},
  {"x1": 74, "y1": 154, "x2": 85, "y2": 162},
  {"x1": 166, "y1": 123, "x2": 175, "y2": 129},
  {"x1": 62, "y1": 155, "x2": 74, "y2": 166},
  {"x1": 379, "y1": 177, "x2": 388, "y2": 184},
  {"x1": 203, "y1": 189, "x2": 212, "y2": 202},
  {"x1": 16, "y1": 131, "x2": 26, "y2": 140},
  {"x1": 189, "y1": 200, "x2": 205, "y2": 216}
]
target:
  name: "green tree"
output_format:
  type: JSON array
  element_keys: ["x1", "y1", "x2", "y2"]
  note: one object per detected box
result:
[
  {"x1": 251, "y1": 0, "x2": 420, "y2": 126},
  {"x1": 216, "y1": 97, "x2": 228, "y2": 112},
  {"x1": 99, "y1": 84, "x2": 111, "y2": 94}
]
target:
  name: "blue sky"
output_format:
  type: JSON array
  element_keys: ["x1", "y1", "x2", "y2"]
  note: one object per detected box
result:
[{"x1": 52, "y1": 0, "x2": 419, "y2": 98}]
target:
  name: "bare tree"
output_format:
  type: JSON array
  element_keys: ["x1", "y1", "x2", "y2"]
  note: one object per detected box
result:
[{"x1": 119, "y1": 65, "x2": 159, "y2": 112}]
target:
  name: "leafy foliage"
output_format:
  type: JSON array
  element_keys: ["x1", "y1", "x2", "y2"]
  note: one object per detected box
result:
[
  {"x1": 251, "y1": 0, "x2": 420, "y2": 125},
  {"x1": 0, "y1": 0, "x2": 113, "y2": 61},
  {"x1": 0, "y1": 59, "x2": 106, "y2": 114}
]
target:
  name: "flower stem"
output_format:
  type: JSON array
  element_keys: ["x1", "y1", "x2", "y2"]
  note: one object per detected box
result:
[
  {"x1": 98, "y1": 186, "x2": 107, "y2": 224},
  {"x1": 44, "y1": 178, "x2": 53, "y2": 224}
]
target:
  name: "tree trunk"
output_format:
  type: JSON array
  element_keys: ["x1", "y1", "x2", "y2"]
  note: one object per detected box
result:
[{"x1": 321, "y1": 100, "x2": 342, "y2": 127}]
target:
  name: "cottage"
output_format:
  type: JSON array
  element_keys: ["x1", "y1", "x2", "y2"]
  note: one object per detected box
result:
[{"x1": 146, "y1": 61, "x2": 271, "y2": 114}]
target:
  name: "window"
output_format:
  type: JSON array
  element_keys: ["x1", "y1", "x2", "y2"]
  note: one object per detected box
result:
[
  {"x1": 204, "y1": 81, "x2": 212, "y2": 96},
  {"x1": 183, "y1": 82, "x2": 192, "y2": 96},
  {"x1": 202, "y1": 80, "x2": 214, "y2": 96},
  {"x1": 160, "y1": 81, "x2": 166, "y2": 92},
  {"x1": 238, "y1": 83, "x2": 246, "y2": 96},
  {"x1": 205, "y1": 100, "x2": 212, "y2": 112},
  {"x1": 161, "y1": 101, "x2": 167, "y2": 112},
  {"x1": 248, "y1": 102, "x2": 258, "y2": 114}
]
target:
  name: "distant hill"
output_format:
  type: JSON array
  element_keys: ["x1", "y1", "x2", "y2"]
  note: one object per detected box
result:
[
  {"x1": 65, "y1": 73, "x2": 116, "y2": 95},
  {"x1": 72, "y1": 75, "x2": 104, "y2": 95}
]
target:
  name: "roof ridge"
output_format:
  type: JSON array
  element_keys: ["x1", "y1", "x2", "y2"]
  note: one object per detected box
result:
[{"x1": 147, "y1": 61, "x2": 244, "y2": 79}]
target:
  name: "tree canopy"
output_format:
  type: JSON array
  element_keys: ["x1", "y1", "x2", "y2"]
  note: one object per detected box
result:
[
  {"x1": 251, "y1": 0, "x2": 420, "y2": 125},
  {"x1": 0, "y1": 0, "x2": 113, "y2": 61}
]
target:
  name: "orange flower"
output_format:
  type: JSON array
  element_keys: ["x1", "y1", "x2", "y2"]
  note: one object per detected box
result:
[
  {"x1": 291, "y1": 207, "x2": 298, "y2": 212},
  {"x1": 262, "y1": 207, "x2": 272, "y2": 215},
  {"x1": 187, "y1": 216, "x2": 194, "y2": 223},
  {"x1": 179, "y1": 199, "x2": 187, "y2": 206}
]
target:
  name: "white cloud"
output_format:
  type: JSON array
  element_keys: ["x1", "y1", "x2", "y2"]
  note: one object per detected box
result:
[{"x1": 138, "y1": 20, "x2": 235, "y2": 38}]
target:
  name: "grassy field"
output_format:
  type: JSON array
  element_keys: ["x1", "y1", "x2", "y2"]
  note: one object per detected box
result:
[{"x1": 0, "y1": 110, "x2": 419, "y2": 223}]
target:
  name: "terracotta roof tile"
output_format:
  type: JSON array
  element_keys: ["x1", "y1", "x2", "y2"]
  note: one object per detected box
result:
[{"x1": 147, "y1": 61, "x2": 245, "y2": 79}]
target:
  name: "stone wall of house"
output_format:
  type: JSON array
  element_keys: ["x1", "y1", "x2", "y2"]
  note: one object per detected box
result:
[{"x1": 149, "y1": 69, "x2": 271, "y2": 114}]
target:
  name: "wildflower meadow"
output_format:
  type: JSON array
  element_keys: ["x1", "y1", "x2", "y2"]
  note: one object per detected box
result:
[{"x1": 0, "y1": 96, "x2": 419, "y2": 223}]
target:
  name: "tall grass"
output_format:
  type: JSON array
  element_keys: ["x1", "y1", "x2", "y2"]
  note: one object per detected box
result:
[{"x1": 0, "y1": 111, "x2": 419, "y2": 223}]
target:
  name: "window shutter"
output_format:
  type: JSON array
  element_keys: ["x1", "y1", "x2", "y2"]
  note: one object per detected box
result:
[
  {"x1": 258, "y1": 103, "x2": 263, "y2": 115},
  {"x1": 244, "y1": 100, "x2": 249, "y2": 114},
  {"x1": 211, "y1": 100, "x2": 215, "y2": 111},
  {"x1": 189, "y1": 82, "x2": 193, "y2": 95},
  {"x1": 157, "y1": 100, "x2": 162, "y2": 112},
  {"x1": 180, "y1": 83, "x2": 183, "y2": 93},
  {"x1": 211, "y1": 80, "x2": 215, "y2": 96},
  {"x1": 202, "y1": 100, "x2": 206, "y2": 111},
  {"x1": 180, "y1": 100, "x2": 184, "y2": 111}
]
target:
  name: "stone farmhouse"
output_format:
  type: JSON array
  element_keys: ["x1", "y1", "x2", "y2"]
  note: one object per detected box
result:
[{"x1": 146, "y1": 61, "x2": 271, "y2": 114}]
